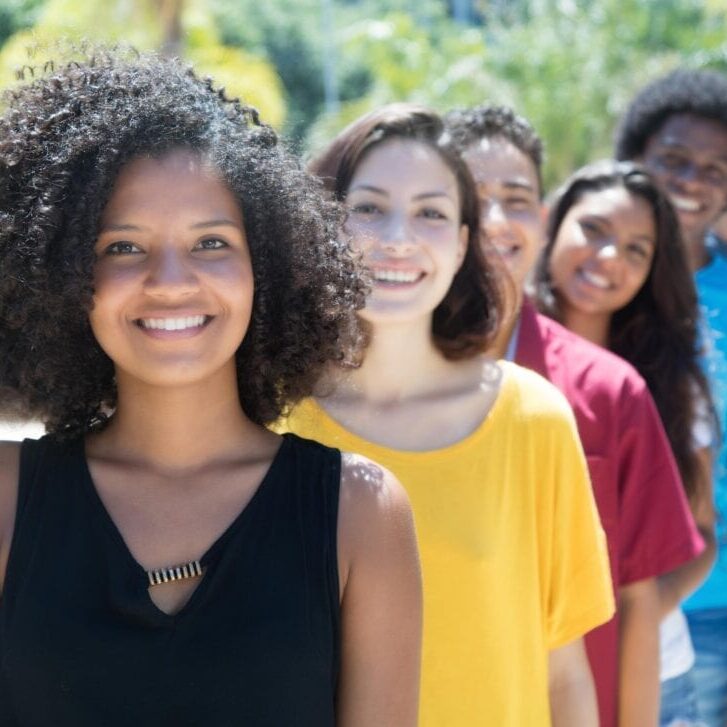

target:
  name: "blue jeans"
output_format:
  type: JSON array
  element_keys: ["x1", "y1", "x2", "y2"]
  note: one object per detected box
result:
[
  {"x1": 686, "y1": 608, "x2": 727, "y2": 727},
  {"x1": 660, "y1": 668, "x2": 705, "y2": 726}
]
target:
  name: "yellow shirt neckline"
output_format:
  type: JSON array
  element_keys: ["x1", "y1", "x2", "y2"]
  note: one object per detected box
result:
[{"x1": 300, "y1": 360, "x2": 516, "y2": 463}]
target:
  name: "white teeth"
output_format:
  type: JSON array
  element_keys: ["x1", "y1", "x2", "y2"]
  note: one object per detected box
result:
[
  {"x1": 580, "y1": 270, "x2": 611, "y2": 289},
  {"x1": 139, "y1": 315, "x2": 207, "y2": 331},
  {"x1": 671, "y1": 195, "x2": 700, "y2": 212},
  {"x1": 373, "y1": 269, "x2": 421, "y2": 283}
]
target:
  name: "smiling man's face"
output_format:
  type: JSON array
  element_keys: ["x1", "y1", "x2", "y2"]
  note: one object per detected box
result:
[{"x1": 640, "y1": 113, "x2": 727, "y2": 266}]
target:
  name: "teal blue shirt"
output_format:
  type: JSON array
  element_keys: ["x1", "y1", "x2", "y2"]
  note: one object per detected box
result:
[{"x1": 685, "y1": 237, "x2": 727, "y2": 611}]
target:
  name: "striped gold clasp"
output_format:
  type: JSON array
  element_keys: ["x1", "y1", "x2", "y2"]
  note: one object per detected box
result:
[{"x1": 147, "y1": 560, "x2": 204, "y2": 587}]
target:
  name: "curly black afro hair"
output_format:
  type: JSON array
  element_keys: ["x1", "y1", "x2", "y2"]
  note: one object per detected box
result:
[
  {"x1": 443, "y1": 104, "x2": 544, "y2": 194},
  {"x1": 0, "y1": 50, "x2": 367, "y2": 437},
  {"x1": 615, "y1": 68, "x2": 727, "y2": 160}
]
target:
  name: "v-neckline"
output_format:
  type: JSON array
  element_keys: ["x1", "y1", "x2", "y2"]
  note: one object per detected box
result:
[{"x1": 74, "y1": 433, "x2": 291, "y2": 622}]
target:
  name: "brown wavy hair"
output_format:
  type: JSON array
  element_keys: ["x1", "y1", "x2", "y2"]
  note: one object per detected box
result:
[
  {"x1": 535, "y1": 159, "x2": 716, "y2": 499},
  {"x1": 0, "y1": 50, "x2": 367, "y2": 437},
  {"x1": 309, "y1": 103, "x2": 504, "y2": 360}
]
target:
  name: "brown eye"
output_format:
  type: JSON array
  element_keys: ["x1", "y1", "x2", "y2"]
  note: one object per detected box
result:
[
  {"x1": 105, "y1": 241, "x2": 142, "y2": 255},
  {"x1": 194, "y1": 238, "x2": 228, "y2": 250}
]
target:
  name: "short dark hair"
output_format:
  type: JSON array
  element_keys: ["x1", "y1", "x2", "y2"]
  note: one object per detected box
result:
[
  {"x1": 310, "y1": 103, "x2": 504, "y2": 360},
  {"x1": 443, "y1": 104, "x2": 544, "y2": 194},
  {"x1": 615, "y1": 68, "x2": 727, "y2": 160},
  {"x1": 0, "y1": 50, "x2": 366, "y2": 437},
  {"x1": 534, "y1": 159, "x2": 715, "y2": 500}
]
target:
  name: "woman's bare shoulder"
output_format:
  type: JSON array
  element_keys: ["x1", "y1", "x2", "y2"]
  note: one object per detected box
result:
[
  {"x1": 337, "y1": 452, "x2": 419, "y2": 592},
  {"x1": 339, "y1": 452, "x2": 413, "y2": 529}
]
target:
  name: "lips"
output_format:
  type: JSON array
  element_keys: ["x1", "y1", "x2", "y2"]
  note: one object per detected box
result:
[
  {"x1": 577, "y1": 268, "x2": 611, "y2": 290},
  {"x1": 137, "y1": 315, "x2": 210, "y2": 331},
  {"x1": 134, "y1": 314, "x2": 213, "y2": 337},
  {"x1": 669, "y1": 194, "x2": 703, "y2": 213},
  {"x1": 371, "y1": 268, "x2": 425, "y2": 285}
]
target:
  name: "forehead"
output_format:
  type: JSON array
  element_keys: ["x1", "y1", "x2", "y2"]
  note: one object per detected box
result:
[
  {"x1": 570, "y1": 186, "x2": 655, "y2": 225},
  {"x1": 462, "y1": 137, "x2": 539, "y2": 191},
  {"x1": 351, "y1": 138, "x2": 458, "y2": 189},
  {"x1": 647, "y1": 113, "x2": 727, "y2": 158},
  {"x1": 102, "y1": 150, "x2": 242, "y2": 222}
]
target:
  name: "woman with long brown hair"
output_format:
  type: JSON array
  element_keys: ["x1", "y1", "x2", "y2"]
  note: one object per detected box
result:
[{"x1": 535, "y1": 159, "x2": 717, "y2": 727}]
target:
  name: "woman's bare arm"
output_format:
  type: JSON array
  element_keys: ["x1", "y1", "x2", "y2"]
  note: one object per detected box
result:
[
  {"x1": 619, "y1": 577, "x2": 660, "y2": 727},
  {"x1": 336, "y1": 453, "x2": 422, "y2": 727},
  {"x1": 0, "y1": 442, "x2": 21, "y2": 593},
  {"x1": 658, "y1": 446, "x2": 717, "y2": 617},
  {"x1": 548, "y1": 637, "x2": 598, "y2": 727}
]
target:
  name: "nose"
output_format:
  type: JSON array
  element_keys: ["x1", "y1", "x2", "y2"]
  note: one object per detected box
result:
[
  {"x1": 144, "y1": 246, "x2": 200, "y2": 298},
  {"x1": 672, "y1": 160, "x2": 704, "y2": 189},
  {"x1": 480, "y1": 200, "x2": 508, "y2": 233},
  {"x1": 595, "y1": 241, "x2": 619, "y2": 263},
  {"x1": 380, "y1": 213, "x2": 417, "y2": 256}
]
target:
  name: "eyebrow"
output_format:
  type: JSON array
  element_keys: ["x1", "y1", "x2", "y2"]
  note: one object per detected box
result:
[
  {"x1": 475, "y1": 179, "x2": 536, "y2": 194},
  {"x1": 581, "y1": 214, "x2": 655, "y2": 243},
  {"x1": 99, "y1": 218, "x2": 241, "y2": 233},
  {"x1": 348, "y1": 184, "x2": 454, "y2": 201},
  {"x1": 502, "y1": 180, "x2": 536, "y2": 193},
  {"x1": 657, "y1": 139, "x2": 727, "y2": 164}
]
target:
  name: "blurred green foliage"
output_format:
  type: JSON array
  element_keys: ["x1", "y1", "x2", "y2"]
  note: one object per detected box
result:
[
  {"x1": 2, "y1": 0, "x2": 727, "y2": 188},
  {"x1": 213, "y1": 0, "x2": 727, "y2": 188},
  {"x1": 0, "y1": 0, "x2": 285, "y2": 126},
  {"x1": 0, "y1": 0, "x2": 45, "y2": 47}
]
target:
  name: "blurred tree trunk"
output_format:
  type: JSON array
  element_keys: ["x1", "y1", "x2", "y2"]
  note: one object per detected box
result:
[{"x1": 154, "y1": 0, "x2": 183, "y2": 56}]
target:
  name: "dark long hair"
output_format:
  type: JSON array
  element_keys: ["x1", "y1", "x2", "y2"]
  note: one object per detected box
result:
[
  {"x1": 310, "y1": 103, "x2": 504, "y2": 360},
  {"x1": 535, "y1": 159, "x2": 716, "y2": 500}
]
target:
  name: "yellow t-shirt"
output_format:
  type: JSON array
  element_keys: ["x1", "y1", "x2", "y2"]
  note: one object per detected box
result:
[{"x1": 281, "y1": 361, "x2": 614, "y2": 726}]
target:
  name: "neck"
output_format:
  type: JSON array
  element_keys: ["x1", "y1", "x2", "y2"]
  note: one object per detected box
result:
[
  {"x1": 561, "y1": 305, "x2": 610, "y2": 348},
  {"x1": 345, "y1": 316, "x2": 452, "y2": 403},
  {"x1": 685, "y1": 229, "x2": 711, "y2": 272},
  {"x1": 93, "y1": 363, "x2": 263, "y2": 471},
  {"x1": 488, "y1": 288, "x2": 524, "y2": 360}
]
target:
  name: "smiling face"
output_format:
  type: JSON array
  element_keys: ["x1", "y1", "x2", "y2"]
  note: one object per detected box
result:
[
  {"x1": 548, "y1": 186, "x2": 656, "y2": 323},
  {"x1": 640, "y1": 113, "x2": 727, "y2": 249},
  {"x1": 462, "y1": 136, "x2": 543, "y2": 291},
  {"x1": 344, "y1": 138, "x2": 468, "y2": 326},
  {"x1": 90, "y1": 149, "x2": 253, "y2": 389}
]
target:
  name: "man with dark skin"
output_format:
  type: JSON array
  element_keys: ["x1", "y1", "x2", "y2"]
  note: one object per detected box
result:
[{"x1": 616, "y1": 68, "x2": 727, "y2": 727}]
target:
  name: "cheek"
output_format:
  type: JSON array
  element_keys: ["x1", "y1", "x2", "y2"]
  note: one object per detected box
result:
[{"x1": 548, "y1": 240, "x2": 582, "y2": 282}]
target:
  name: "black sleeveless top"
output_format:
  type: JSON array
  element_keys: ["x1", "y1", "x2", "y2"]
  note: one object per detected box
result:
[{"x1": 0, "y1": 433, "x2": 341, "y2": 727}]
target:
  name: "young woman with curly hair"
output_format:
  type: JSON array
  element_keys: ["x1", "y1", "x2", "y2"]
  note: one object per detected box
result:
[
  {"x1": 0, "y1": 52, "x2": 422, "y2": 727},
  {"x1": 280, "y1": 103, "x2": 615, "y2": 726},
  {"x1": 534, "y1": 159, "x2": 717, "y2": 727}
]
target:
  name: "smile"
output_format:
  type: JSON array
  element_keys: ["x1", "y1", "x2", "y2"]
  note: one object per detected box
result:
[
  {"x1": 372, "y1": 269, "x2": 424, "y2": 284},
  {"x1": 670, "y1": 195, "x2": 702, "y2": 213},
  {"x1": 136, "y1": 315, "x2": 210, "y2": 331},
  {"x1": 578, "y1": 268, "x2": 612, "y2": 290}
]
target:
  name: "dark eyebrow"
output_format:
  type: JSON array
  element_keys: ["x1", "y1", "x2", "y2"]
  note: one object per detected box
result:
[
  {"x1": 413, "y1": 191, "x2": 452, "y2": 201},
  {"x1": 503, "y1": 180, "x2": 536, "y2": 193},
  {"x1": 189, "y1": 218, "x2": 241, "y2": 230},
  {"x1": 580, "y1": 214, "x2": 611, "y2": 227},
  {"x1": 98, "y1": 222, "x2": 146, "y2": 234},
  {"x1": 349, "y1": 184, "x2": 387, "y2": 196},
  {"x1": 98, "y1": 219, "x2": 240, "y2": 233},
  {"x1": 348, "y1": 185, "x2": 453, "y2": 202},
  {"x1": 658, "y1": 139, "x2": 727, "y2": 163}
]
